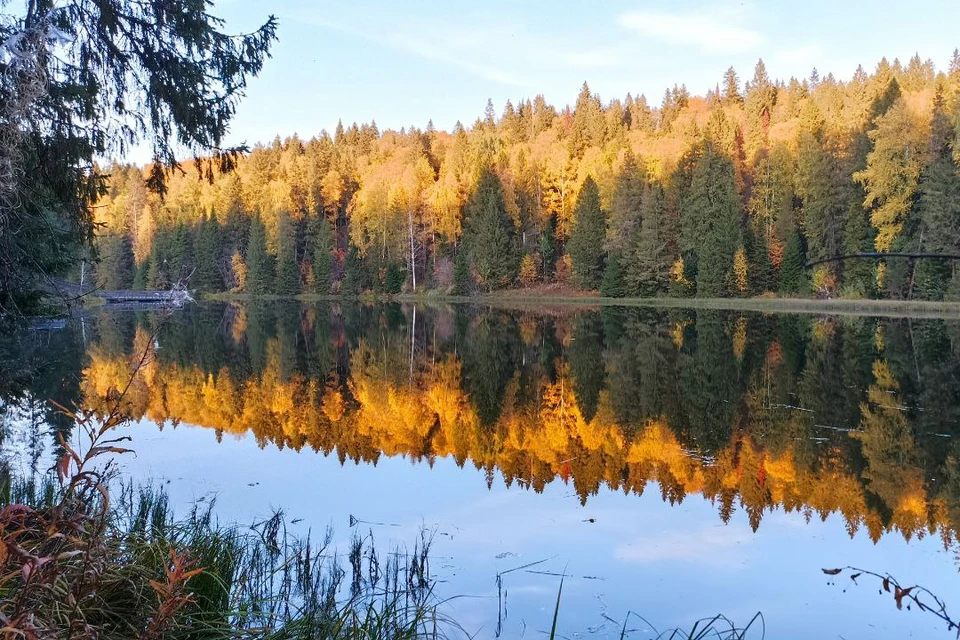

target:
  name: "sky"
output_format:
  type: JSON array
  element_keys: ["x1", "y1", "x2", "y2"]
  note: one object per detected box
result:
[{"x1": 209, "y1": 0, "x2": 960, "y2": 149}]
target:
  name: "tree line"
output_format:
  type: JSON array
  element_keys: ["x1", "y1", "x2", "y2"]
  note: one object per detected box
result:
[{"x1": 92, "y1": 52, "x2": 960, "y2": 300}]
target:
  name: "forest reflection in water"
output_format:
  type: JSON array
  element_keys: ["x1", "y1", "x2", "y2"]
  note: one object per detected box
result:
[
  {"x1": 59, "y1": 301, "x2": 960, "y2": 549},
  {"x1": 4, "y1": 301, "x2": 960, "y2": 638}
]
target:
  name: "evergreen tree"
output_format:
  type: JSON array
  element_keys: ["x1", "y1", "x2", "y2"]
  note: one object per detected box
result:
[
  {"x1": 309, "y1": 215, "x2": 334, "y2": 294},
  {"x1": 684, "y1": 144, "x2": 741, "y2": 297},
  {"x1": 275, "y1": 212, "x2": 300, "y2": 295},
  {"x1": 628, "y1": 182, "x2": 670, "y2": 296},
  {"x1": 917, "y1": 86, "x2": 960, "y2": 298},
  {"x1": 170, "y1": 222, "x2": 193, "y2": 284},
  {"x1": 745, "y1": 226, "x2": 773, "y2": 294},
  {"x1": 723, "y1": 67, "x2": 742, "y2": 103},
  {"x1": 0, "y1": 2, "x2": 276, "y2": 310},
  {"x1": 464, "y1": 169, "x2": 518, "y2": 291},
  {"x1": 600, "y1": 253, "x2": 626, "y2": 297},
  {"x1": 539, "y1": 215, "x2": 558, "y2": 280},
  {"x1": 384, "y1": 263, "x2": 405, "y2": 294},
  {"x1": 567, "y1": 177, "x2": 606, "y2": 289},
  {"x1": 95, "y1": 234, "x2": 134, "y2": 290},
  {"x1": 779, "y1": 228, "x2": 806, "y2": 294},
  {"x1": 607, "y1": 153, "x2": 644, "y2": 258},
  {"x1": 193, "y1": 214, "x2": 223, "y2": 292},
  {"x1": 148, "y1": 229, "x2": 171, "y2": 289},
  {"x1": 341, "y1": 246, "x2": 364, "y2": 296},
  {"x1": 452, "y1": 247, "x2": 471, "y2": 295},
  {"x1": 133, "y1": 258, "x2": 150, "y2": 290},
  {"x1": 246, "y1": 215, "x2": 273, "y2": 295}
]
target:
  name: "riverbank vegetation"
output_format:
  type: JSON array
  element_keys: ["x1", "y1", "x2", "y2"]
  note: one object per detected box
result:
[
  {"x1": 0, "y1": 390, "x2": 447, "y2": 639},
  {"x1": 88, "y1": 52, "x2": 960, "y2": 304}
]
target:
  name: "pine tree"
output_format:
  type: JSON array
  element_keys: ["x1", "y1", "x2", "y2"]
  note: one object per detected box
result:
[
  {"x1": 193, "y1": 214, "x2": 223, "y2": 292},
  {"x1": 275, "y1": 212, "x2": 300, "y2": 295},
  {"x1": 600, "y1": 254, "x2": 626, "y2": 297},
  {"x1": 567, "y1": 176, "x2": 606, "y2": 289},
  {"x1": 341, "y1": 246, "x2": 364, "y2": 296},
  {"x1": 246, "y1": 215, "x2": 272, "y2": 295},
  {"x1": 310, "y1": 215, "x2": 334, "y2": 294},
  {"x1": 170, "y1": 222, "x2": 193, "y2": 284},
  {"x1": 779, "y1": 228, "x2": 805, "y2": 294},
  {"x1": 628, "y1": 182, "x2": 669, "y2": 296},
  {"x1": 539, "y1": 215, "x2": 557, "y2": 280},
  {"x1": 723, "y1": 67, "x2": 742, "y2": 103},
  {"x1": 95, "y1": 234, "x2": 134, "y2": 290},
  {"x1": 452, "y1": 247, "x2": 471, "y2": 295},
  {"x1": 133, "y1": 257, "x2": 149, "y2": 290},
  {"x1": 607, "y1": 153, "x2": 644, "y2": 259},
  {"x1": 464, "y1": 169, "x2": 517, "y2": 291},
  {"x1": 684, "y1": 145, "x2": 741, "y2": 297},
  {"x1": 916, "y1": 86, "x2": 960, "y2": 298}
]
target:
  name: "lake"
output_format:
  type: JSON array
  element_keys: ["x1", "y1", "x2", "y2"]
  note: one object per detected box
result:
[{"x1": 2, "y1": 301, "x2": 958, "y2": 639}]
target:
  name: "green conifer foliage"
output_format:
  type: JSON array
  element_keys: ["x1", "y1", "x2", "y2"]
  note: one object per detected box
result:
[
  {"x1": 464, "y1": 169, "x2": 517, "y2": 291},
  {"x1": 310, "y1": 216, "x2": 335, "y2": 294},
  {"x1": 600, "y1": 254, "x2": 626, "y2": 297},
  {"x1": 628, "y1": 182, "x2": 670, "y2": 296},
  {"x1": 246, "y1": 215, "x2": 273, "y2": 295},
  {"x1": 779, "y1": 229, "x2": 806, "y2": 294},
  {"x1": 193, "y1": 215, "x2": 223, "y2": 292},
  {"x1": 452, "y1": 248, "x2": 471, "y2": 295},
  {"x1": 684, "y1": 145, "x2": 741, "y2": 297},
  {"x1": 539, "y1": 215, "x2": 558, "y2": 280},
  {"x1": 95, "y1": 234, "x2": 134, "y2": 290},
  {"x1": 275, "y1": 213, "x2": 300, "y2": 295},
  {"x1": 567, "y1": 177, "x2": 606, "y2": 289},
  {"x1": 341, "y1": 246, "x2": 364, "y2": 296}
]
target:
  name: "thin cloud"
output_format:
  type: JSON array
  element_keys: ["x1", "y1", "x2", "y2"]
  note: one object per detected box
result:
[
  {"x1": 286, "y1": 12, "x2": 525, "y2": 86},
  {"x1": 618, "y1": 9, "x2": 764, "y2": 54}
]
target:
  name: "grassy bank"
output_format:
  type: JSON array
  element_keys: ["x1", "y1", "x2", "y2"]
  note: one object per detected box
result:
[{"x1": 203, "y1": 290, "x2": 960, "y2": 319}]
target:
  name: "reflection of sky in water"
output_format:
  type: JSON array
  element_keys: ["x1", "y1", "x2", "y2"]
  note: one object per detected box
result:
[{"x1": 118, "y1": 418, "x2": 957, "y2": 640}]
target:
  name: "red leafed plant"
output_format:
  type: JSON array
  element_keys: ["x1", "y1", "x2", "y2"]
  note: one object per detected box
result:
[{"x1": 0, "y1": 334, "x2": 205, "y2": 639}]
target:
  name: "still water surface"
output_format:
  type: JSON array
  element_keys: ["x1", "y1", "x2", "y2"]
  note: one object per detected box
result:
[{"x1": 3, "y1": 302, "x2": 959, "y2": 638}]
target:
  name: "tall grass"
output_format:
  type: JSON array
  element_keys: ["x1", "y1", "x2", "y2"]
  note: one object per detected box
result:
[
  {"x1": 0, "y1": 468, "x2": 453, "y2": 640},
  {"x1": 0, "y1": 332, "x2": 453, "y2": 640}
]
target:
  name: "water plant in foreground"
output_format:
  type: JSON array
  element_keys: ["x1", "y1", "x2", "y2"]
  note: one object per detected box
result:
[{"x1": 0, "y1": 339, "x2": 453, "y2": 639}]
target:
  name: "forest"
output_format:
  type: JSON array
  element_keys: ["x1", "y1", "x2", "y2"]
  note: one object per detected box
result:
[{"x1": 90, "y1": 52, "x2": 960, "y2": 300}]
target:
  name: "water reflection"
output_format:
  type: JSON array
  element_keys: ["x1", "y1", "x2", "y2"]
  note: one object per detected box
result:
[{"x1": 63, "y1": 302, "x2": 960, "y2": 550}]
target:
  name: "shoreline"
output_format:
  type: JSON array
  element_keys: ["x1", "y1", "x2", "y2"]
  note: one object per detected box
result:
[{"x1": 201, "y1": 291, "x2": 960, "y2": 319}]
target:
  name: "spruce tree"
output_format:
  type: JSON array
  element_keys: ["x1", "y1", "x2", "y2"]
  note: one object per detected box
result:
[
  {"x1": 567, "y1": 177, "x2": 606, "y2": 289},
  {"x1": 246, "y1": 215, "x2": 272, "y2": 295},
  {"x1": 607, "y1": 154, "x2": 645, "y2": 259},
  {"x1": 193, "y1": 214, "x2": 223, "y2": 292},
  {"x1": 275, "y1": 212, "x2": 300, "y2": 295},
  {"x1": 310, "y1": 215, "x2": 334, "y2": 294},
  {"x1": 95, "y1": 234, "x2": 134, "y2": 290},
  {"x1": 170, "y1": 222, "x2": 194, "y2": 284},
  {"x1": 779, "y1": 229, "x2": 806, "y2": 294},
  {"x1": 341, "y1": 246, "x2": 365, "y2": 296},
  {"x1": 463, "y1": 168, "x2": 517, "y2": 291},
  {"x1": 539, "y1": 215, "x2": 558, "y2": 280},
  {"x1": 0, "y1": 3, "x2": 276, "y2": 310},
  {"x1": 916, "y1": 86, "x2": 960, "y2": 298},
  {"x1": 628, "y1": 182, "x2": 669, "y2": 296},
  {"x1": 452, "y1": 248, "x2": 471, "y2": 295},
  {"x1": 684, "y1": 145, "x2": 741, "y2": 297},
  {"x1": 600, "y1": 254, "x2": 626, "y2": 297}
]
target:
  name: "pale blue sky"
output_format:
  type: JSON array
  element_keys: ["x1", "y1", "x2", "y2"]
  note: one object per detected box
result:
[{"x1": 214, "y1": 0, "x2": 960, "y2": 146}]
